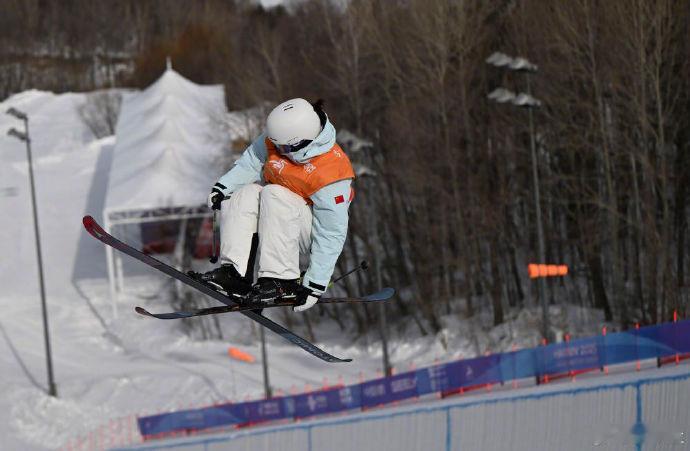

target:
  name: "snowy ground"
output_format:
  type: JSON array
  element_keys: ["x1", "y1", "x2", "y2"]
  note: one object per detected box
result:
[{"x1": 0, "y1": 90, "x2": 609, "y2": 450}]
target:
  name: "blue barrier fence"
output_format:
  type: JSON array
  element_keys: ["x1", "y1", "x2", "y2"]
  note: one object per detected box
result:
[{"x1": 138, "y1": 319, "x2": 690, "y2": 438}]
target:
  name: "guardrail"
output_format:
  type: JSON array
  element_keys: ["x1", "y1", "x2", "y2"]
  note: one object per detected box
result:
[
  {"x1": 115, "y1": 370, "x2": 690, "y2": 451},
  {"x1": 136, "y1": 318, "x2": 690, "y2": 439}
]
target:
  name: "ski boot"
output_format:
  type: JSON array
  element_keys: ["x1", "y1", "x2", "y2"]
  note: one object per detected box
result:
[
  {"x1": 188, "y1": 265, "x2": 251, "y2": 298},
  {"x1": 248, "y1": 277, "x2": 302, "y2": 306}
]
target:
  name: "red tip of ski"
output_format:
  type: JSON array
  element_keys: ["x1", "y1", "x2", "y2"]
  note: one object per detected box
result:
[
  {"x1": 82, "y1": 215, "x2": 95, "y2": 231},
  {"x1": 82, "y1": 215, "x2": 105, "y2": 239}
]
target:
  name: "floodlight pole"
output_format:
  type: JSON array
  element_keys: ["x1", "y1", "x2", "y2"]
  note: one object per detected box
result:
[
  {"x1": 486, "y1": 54, "x2": 550, "y2": 341},
  {"x1": 524, "y1": 75, "x2": 550, "y2": 342},
  {"x1": 6, "y1": 108, "x2": 58, "y2": 397}
]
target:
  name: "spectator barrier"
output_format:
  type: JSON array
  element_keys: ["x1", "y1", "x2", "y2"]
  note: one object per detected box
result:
[{"x1": 137, "y1": 318, "x2": 690, "y2": 439}]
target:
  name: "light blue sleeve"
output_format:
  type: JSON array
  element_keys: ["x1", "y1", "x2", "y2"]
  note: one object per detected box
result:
[
  {"x1": 215, "y1": 134, "x2": 268, "y2": 195},
  {"x1": 302, "y1": 179, "x2": 353, "y2": 294}
]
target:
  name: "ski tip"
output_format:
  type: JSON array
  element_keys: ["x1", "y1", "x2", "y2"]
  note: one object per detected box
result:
[
  {"x1": 362, "y1": 287, "x2": 396, "y2": 302},
  {"x1": 381, "y1": 287, "x2": 395, "y2": 298},
  {"x1": 82, "y1": 215, "x2": 106, "y2": 239},
  {"x1": 82, "y1": 215, "x2": 95, "y2": 228},
  {"x1": 135, "y1": 306, "x2": 152, "y2": 317}
]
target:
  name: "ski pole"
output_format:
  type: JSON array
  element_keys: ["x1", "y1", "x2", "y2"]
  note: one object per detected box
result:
[
  {"x1": 330, "y1": 260, "x2": 368, "y2": 287},
  {"x1": 209, "y1": 209, "x2": 219, "y2": 264}
]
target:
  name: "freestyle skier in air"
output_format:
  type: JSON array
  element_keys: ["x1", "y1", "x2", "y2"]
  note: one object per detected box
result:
[{"x1": 191, "y1": 98, "x2": 355, "y2": 312}]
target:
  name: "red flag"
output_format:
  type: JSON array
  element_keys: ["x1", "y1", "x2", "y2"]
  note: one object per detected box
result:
[{"x1": 334, "y1": 195, "x2": 345, "y2": 204}]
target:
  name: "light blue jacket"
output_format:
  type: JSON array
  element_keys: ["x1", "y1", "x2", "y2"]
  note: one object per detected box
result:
[{"x1": 215, "y1": 119, "x2": 352, "y2": 294}]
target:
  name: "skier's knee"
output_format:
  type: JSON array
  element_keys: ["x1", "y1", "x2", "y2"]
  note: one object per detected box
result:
[
  {"x1": 260, "y1": 184, "x2": 300, "y2": 205},
  {"x1": 226, "y1": 183, "x2": 262, "y2": 210},
  {"x1": 235, "y1": 183, "x2": 263, "y2": 198}
]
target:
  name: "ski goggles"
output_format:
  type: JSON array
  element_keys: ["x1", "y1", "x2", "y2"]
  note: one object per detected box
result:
[{"x1": 275, "y1": 139, "x2": 312, "y2": 155}]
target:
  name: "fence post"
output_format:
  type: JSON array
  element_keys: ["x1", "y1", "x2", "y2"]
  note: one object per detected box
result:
[
  {"x1": 511, "y1": 344, "x2": 518, "y2": 389},
  {"x1": 539, "y1": 338, "x2": 549, "y2": 384},
  {"x1": 565, "y1": 333, "x2": 575, "y2": 381},
  {"x1": 674, "y1": 310, "x2": 680, "y2": 365},
  {"x1": 635, "y1": 323, "x2": 641, "y2": 371},
  {"x1": 602, "y1": 326, "x2": 609, "y2": 375},
  {"x1": 433, "y1": 359, "x2": 442, "y2": 398}
]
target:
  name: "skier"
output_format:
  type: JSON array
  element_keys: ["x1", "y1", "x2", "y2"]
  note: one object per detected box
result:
[{"x1": 192, "y1": 98, "x2": 355, "y2": 312}]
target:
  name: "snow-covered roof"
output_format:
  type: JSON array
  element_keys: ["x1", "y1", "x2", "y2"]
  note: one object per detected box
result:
[{"x1": 104, "y1": 68, "x2": 227, "y2": 219}]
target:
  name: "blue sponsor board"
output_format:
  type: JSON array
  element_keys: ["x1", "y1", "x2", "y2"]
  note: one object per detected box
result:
[
  {"x1": 674, "y1": 322, "x2": 690, "y2": 353},
  {"x1": 360, "y1": 371, "x2": 421, "y2": 408},
  {"x1": 138, "y1": 403, "x2": 245, "y2": 436},
  {"x1": 498, "y1": 348, "x2": 537, "y2": 381},
  {"x1": 656, "y1": 321, "x2": 690, "y2": 354},
  {"x1": 137, "y1": 320, "x2": 690, "y2": 438},
  {"x1": 240, "y1": 397, "x2": 286, "y2": 423},
  {"x1": 424, "y1": 364, "x2": 450, "y2": 393},
  {"x1": 292, "y1": 385, "x2": 361, "y2": 418},
  {"x1": 537, "y1": 337, "x2": 601, "y2": 374},
  {"x1": 445, "y1": 355, "x2": 502, "y2": 389},
  {"x1": 604, "y1": 332, "x2": 644, "y2": 365}
]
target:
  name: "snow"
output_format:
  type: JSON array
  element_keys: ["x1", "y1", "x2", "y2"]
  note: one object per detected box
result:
[
  {"x1": 0, "y1": 87, "x2": 611, "y2": 450},
  {"x1": 105, "y1": 69, "x2": 227, "y2": 214}
]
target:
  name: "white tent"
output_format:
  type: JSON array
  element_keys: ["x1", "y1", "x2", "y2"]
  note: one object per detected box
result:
[{"x1": 103, "y1": 66, "x2": 228, "y2": 314}]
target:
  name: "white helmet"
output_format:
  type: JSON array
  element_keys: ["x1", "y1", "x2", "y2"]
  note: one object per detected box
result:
[{"x1": 266, "y1": 98, "x2": 321, "y2": 152}]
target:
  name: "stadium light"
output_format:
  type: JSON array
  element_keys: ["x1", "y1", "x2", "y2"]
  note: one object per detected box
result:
[
  {"x1": 486, "y1": 52, "x2": 538, "y2": 73},
  {"x1": 5, "y1": 107, "x2": 58, "y2": 397},
  {"x1": 487, "y1": 88, "x2": 517, "y2": 104},
  {"x1": 486, "y1": 52, "x2": 550, "y2": 342},
  {"x1": 509, "y1": 57, "x2": 538, "y2": 73},
  {"x1": 512, "y1": 93, "x2": 542, "y2": 108},
  {"x1": 485, "y1": 52, "x2": 514, "y2": 68},
  {"x1": 6, "y1": 106, "x2": 28, "y2": 121},
  {"x1": 7, "y1": 127, "x2": 28, "y2": 141}
]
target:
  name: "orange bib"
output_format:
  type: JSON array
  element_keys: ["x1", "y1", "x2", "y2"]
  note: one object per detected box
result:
[{"x1": 263, "y1": 139, "x2": 355, "y2": 203}]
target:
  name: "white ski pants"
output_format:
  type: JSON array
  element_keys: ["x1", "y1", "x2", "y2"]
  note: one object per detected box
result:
[{"x1": 219, "y1": 183, "x2": 312, "y2": 280}]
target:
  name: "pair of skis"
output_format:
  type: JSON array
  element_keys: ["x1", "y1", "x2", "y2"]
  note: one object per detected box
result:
[
  {"x1": 135, "y1": 288, "x2": 394, "y2": 320},
  {"x1": 82, "y1": 216, "x2": 393, "y2": 363}
]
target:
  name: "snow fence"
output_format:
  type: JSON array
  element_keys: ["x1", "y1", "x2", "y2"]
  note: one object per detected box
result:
[
  {"x1": 132, "y1": 319, "x2": 690, "y2": 439},
  {"x1": 113, "y1": 369, "x2": 690, "y2": 450}
]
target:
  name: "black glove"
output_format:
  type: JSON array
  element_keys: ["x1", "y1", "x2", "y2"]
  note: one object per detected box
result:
[
  {"x1": 294, "y1": 285, "x2": 321, "y2": 312},
  {"x1": 207, "y1": 183, "x2": 227, "y2": 210}
]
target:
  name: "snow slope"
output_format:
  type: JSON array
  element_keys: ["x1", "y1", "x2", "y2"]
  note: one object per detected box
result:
[{"x1": 0, "y1": 89, "x2": 607, "y2": 450}]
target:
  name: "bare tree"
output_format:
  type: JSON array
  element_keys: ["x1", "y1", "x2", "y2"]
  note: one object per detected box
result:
[{"x1": 78, "y1": 90, "x2": 123, "y2": 139}]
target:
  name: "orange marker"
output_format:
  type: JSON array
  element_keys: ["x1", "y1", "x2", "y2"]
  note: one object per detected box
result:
[
  {"x1": 228, "y1": 347, "x2": 256, "y2": 363},
  {"x1": 528, "y1": 264, "x2": 569, "y2": 278}
]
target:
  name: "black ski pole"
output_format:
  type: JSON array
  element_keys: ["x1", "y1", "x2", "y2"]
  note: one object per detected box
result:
[
  {"x1": 209, "y1": 209, "x2": 219, "y2": 264},
  {"x1": 330, "y1": 260, "x2": 368, "y2": 287}
]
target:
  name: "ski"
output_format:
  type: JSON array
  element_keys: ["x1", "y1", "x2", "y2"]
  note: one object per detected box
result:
[
  {"x1": 135, "y1": 287, "x2": 395, "y2": 320},
  {"x1": 82, "y1": 215, "x2": 361, "y2": 363}
]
